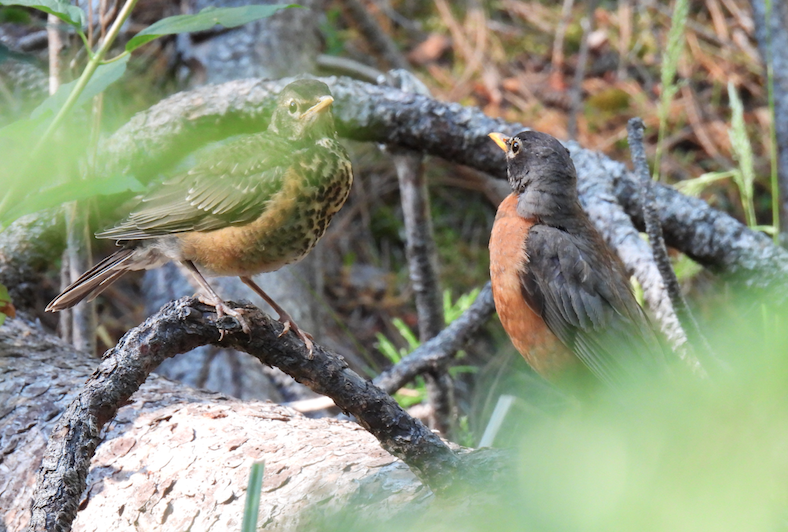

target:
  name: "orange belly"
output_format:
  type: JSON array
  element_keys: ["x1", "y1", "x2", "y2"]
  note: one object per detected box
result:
[{"x1": 489, "y1": 194, "x2": 579, "y2": 381}]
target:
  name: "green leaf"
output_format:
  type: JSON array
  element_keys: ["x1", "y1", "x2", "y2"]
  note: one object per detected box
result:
[
  {"x1": 0, "y1": 174, "x2": 144, "y2": 226},
  {"x1": 0, "y1": 0, "x2": 84, "y2": 28},
  {"x1": 375, "y1": 332, "x2": 403, "y2": 364},
  {"x1": 241, "y1": 462, "x2": 265, "y2": 532},
  {"x1": 125, "y1": 4, "x2": 301, "y2": 52},
  {"x1": 393, "y1": 317, "x2": 420, "y2": 351},
  {"x1": 31, "y1": 55, "x2": 130, "y2": 119}
]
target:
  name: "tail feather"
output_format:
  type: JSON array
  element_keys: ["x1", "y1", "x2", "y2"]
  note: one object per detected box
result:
[{"x1": 46, "y1": 248, "x2": 136, "y2": 312}]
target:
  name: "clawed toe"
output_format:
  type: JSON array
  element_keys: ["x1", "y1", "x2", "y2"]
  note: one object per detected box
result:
[
  {"x1": 198, "y1": 295, "x2": 251, "y2": 336},
  {"x1": 279, "y1": 319, "x2": 314, "y2": 355}
]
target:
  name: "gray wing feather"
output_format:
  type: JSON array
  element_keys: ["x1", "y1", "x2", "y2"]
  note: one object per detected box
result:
[{"x1": 522, "y1": 225, "x2": 667, "y2": 387}]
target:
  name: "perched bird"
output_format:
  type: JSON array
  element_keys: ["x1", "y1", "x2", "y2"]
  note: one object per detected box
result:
[
  {"x1": 488, "y1": 130, "x2": 669, "y2": 390},
  {"x1": 47, "y1": 79, "x2": 354, "y2": 351}
]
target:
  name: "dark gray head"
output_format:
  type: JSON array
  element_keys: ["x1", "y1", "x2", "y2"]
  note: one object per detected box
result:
[
  {"x1": 270, "y1": 79, "x2": 337, "y2": 142},
  {"x1": 489, "y1": 130, "x2": 581, "y2": 223}
]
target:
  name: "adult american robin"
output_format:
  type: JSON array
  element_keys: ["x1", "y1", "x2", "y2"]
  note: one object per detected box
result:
[
  {"x1": 488, "y1": 130, "x2": 669, "y2": 389},
  {"x1": 47, "y1": 79, "x2": 353, "y2": 352}
]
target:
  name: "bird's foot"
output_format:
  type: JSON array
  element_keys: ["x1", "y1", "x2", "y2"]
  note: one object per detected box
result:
[
  {"x1": 198, "y1": 295, "x2": 251, "y2": 338},
  {"x1": 277, "y1": 313, "x2": 314, "y2": 356}
]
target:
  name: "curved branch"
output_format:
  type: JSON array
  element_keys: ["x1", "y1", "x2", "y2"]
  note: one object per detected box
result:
[{"x1": 28, "y1": 298, "x2": 463, "y2": 532}]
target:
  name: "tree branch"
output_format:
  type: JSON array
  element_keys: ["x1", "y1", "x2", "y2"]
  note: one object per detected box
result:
[{"x1": 28, "y1": 298, "x2": 471, "y2": 532}]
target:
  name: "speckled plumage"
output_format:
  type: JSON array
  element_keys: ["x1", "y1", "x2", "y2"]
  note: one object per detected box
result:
[{"x1": 47, "y1": 79, "x2": 353, "y2": 350}]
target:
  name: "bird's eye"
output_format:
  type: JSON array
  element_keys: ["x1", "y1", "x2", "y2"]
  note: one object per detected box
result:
[
  {"x1": 511, "y1": 140, "x2": 520, "y2": 154},
  {"x1": 288, "y1": 101, "x2": 298, "y2": 114}
]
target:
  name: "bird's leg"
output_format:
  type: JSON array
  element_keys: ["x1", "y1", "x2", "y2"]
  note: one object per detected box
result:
[
  {"x1": 240, "y1": 276, "x2": 314, "y2": 353},
  {"x1": 181, "y1": 260, "x2": 251, "y2": 335}
]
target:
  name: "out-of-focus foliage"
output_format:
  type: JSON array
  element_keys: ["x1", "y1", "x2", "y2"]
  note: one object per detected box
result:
[
  {"x1": 0, "y1": 2, "x2": 300, "y2": 231},
  {"x1": 304, "y1": 294, "x2": 788, "y2": 532},
  {"x1": 376, "y1": 289, "x2": 480, "y2": 408},
  {"x1": 241, "y1": 462, "x2": 265, "y2": 532}
]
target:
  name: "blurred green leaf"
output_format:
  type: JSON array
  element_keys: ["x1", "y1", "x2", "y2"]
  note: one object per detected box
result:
[
  {"x1": 31, "y1": 55, "x2": 130, "y2": 119},
  {"x1": 672, "y1": 253, "x2": 703, "y2": 282},
  {"x1": 674, "y1": 170, "x2": 735, "y2": 197},
  {"x1": 125, "y1": 4, "x2": 301, "y2": 52},
  {"x1": 0, "y1": 0, "x2": 84, "y2": 28},
  {"x1": 241, "y1": 461, "x2": 264, "y2": 532},
  {"x1": 0, "y1": 174, "x2": 144, "y2": 226},
  {"x1": 728, "y1": 82, "x2": 757, "y2": 228},
  {"x1": 444, "y1": 288, "x2": 480, "y2": 324},
  {"x1": 376, "y1": 332, "x2": 405, "y2": 364},
  {"x1": 393, "y1": 317, "x2": 420, "y2": 351}
]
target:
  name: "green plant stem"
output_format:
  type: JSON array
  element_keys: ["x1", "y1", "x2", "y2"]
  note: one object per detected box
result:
[
  {"x1": 35, "y1": 0, "x2": 139, "y2": 155},
  {"x1": 0, "y1": 0, "x2": 139, "y2": 219},
  {"x1": 101, "y1": 50, "x2": 130, "y2": 64}
]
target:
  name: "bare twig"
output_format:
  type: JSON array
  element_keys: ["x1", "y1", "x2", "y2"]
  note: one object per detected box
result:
[
  {"x1": 750, "y1": 0, "x2": 787, "y2": 233},
  {"x1": 65, "y1": 203, "x2": 96, "y2": 354},
  {"x1": 286, "y1": 282, "x2": 495, "y2": 412},
  {"x1": 627, "y1": 117, "x2": 722, "y2": 375},
  {"x1": 317, "y1": 54, "x2": 383, "y2": 82},
  {"x1": 551, "y1": 0, "x2": 575, "y2": 77},
  {"x1": 28, "y1": 298, "x2": 466, "y2": 532},
  {"x1": 617, "y1": 0, "x2": 632, "y2": 78}
]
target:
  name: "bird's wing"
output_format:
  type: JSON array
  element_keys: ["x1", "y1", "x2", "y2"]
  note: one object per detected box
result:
[
  {"x1": 521, "y1": 225, "x2": 666, "y2": 387},
  {"x1": 97, "y1": 134, "x2": 296, "y2": 240}
]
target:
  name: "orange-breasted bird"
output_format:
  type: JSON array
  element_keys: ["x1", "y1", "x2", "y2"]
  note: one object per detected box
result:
[
  {"x1": 488, "y1": 130, "x2": 670, "y2": 390},
  {"x1": 47, "y1": 79, "x2": 353, "y2": 351}
]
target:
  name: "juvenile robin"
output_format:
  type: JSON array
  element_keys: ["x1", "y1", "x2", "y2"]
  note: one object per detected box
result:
[
  {"x1": 488, "y1": 130, "x2": 669, "y2": 389},
  {"x1": 47, "y1": 79, "x2": 354, "y2": 352}
]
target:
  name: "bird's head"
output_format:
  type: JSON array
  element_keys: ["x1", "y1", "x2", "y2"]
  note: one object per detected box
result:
[
  {"x1": 270, "y1": 79, "x2": 337, "y2": 142},
  {"x1": 489, "y1": 130, "x2": 577, "y2": 194},
  {"x1": 489, "y1": 130, "x2": 580, "y2": 221}
]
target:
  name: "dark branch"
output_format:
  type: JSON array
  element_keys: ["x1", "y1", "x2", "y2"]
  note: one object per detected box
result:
[
  {"x1": 625, "y1": 118, "x2": 689, "y2": 351},
  {"x1": 628, "y1": 118, "x2": 717, "y2": 375},
  {"x1": 28, "y1": 298, "x2": 464, "y2": 532}
]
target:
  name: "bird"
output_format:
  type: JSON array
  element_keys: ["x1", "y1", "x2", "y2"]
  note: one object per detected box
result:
[
  {"x1": 488, "y1": 130, "x2": 670, "y2": 390},
  {"x1": 47, "y1": 79, "x2": 354, "y2": 352}
]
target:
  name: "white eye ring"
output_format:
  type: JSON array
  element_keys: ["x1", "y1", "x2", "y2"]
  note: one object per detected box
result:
[{"x1": 288, "y1": 101, "x2": 298, "y2": 114}]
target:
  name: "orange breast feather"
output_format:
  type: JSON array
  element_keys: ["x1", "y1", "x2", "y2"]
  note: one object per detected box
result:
[{"x1": 489, "y1": 194, "x2": 577, "y2": 380}]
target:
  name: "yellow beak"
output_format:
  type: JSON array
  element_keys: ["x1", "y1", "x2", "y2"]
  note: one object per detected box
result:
[
  {"x1": 488, "y1": 132, "x2": 509, "y2": 152},
  {"x1": 301, "y1": 95, "x2": 334, "y2": 120}
]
